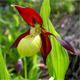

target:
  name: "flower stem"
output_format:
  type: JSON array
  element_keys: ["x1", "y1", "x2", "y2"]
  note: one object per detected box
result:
[{"x1": 24, "y1": 57, "x2": 27, "y2": 79}]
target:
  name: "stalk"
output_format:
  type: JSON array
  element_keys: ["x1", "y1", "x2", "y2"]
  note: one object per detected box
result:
[{"x1": 24, "y1": 57, "x2": 27, "y2": 79}]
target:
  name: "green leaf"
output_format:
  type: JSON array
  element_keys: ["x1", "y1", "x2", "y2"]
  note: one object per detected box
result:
[
  {"x1": 28, "y1": 54, "x2": 38, "y2": 79},
  {"x1": 40, "y1": 0, "x2": 50, "y2": 30},
  {"x1": 47, "y1": 20, "x2": 69, "y2": 79},
  {"x1": 13, "y1": 14, "x2": 19, "y2": 26},
  {"x1": 0, "y1": 48, "x2": 11, "y2": 80},
  {"x1": 40, "y1": 0, "x2": 69, "y2": 79}
]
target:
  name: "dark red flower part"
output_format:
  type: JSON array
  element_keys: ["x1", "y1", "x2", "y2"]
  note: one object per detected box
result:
[
  {"x1": 9, "y1": 5, "x2": 76, "y2": 64},
  {"x1": 11, "y1": 5, "x2": 43, "y2": 27},
  {"x1": 40, "y1": 33, "x2": 51, "y2": 64},
  {"x1": 41, "y1": 27, "x2": 76, "y2": 54},
  {"x1": 8, "y1": 29, "x2": 30, "y2": 51}
]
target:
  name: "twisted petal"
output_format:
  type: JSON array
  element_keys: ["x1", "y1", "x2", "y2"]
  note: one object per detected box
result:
[
  {"x1": 11, "y1": 5, "x2": 43, "y2": 27},
  {"x1": 40, "y1": 33, "x2": 51, "y2": 64},
  {"x1": 8, "y1": 29, "x2": 30, "y2": 51},
  {"x1": 41, "y1": 27, "x2": 76, "y2": 54}
]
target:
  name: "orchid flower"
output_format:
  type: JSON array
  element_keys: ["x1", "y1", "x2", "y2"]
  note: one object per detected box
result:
[{"x1": 9, "y1": 5, "x2": 75, "y2": 64}]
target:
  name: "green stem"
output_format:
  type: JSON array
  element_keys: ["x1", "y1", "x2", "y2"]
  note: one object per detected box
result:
[
  {"x1": 4, "y1": 52, "x2": 6, "y2": 65},
  {"x1": 24, "y1": 57, "x2": 27, "y2": 79}
]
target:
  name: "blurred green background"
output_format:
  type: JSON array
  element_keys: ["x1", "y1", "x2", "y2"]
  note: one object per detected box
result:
[{"x1": 0, "y1": 0, "x2": 79, "y2": 79}]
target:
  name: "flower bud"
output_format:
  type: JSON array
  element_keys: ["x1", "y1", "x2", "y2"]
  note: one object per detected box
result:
[
  {"x1": 16, "y1": 59, "x2": 23, "y2": 74},
  {"x1": 39, "y1": 63, "x2": 47, "y2": 70},
  {"x1": 17, "y1": 35, "x2": 42, "y2": 56}
]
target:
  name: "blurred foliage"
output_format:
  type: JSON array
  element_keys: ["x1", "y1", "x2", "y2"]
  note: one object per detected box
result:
[
  {"x1": 50, "y1": 0, "x2": 79, "y2": 19},
  {"x1": 0, "y1": 0, "x2": 79, "y2": 79}
]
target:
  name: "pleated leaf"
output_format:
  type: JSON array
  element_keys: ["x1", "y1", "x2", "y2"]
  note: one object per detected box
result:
[{"x1": 40, "y1": 0, "x2": 69, "y2": 79}]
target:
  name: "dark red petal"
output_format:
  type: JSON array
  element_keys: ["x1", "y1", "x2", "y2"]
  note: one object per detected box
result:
[
  {"x1": 11, "y1": 5, "x2": 43, "y2": 26},
  {"x1": 41, "y1": 27, "x2": 76, "y2": 54},
  {"x1": 41, "y1": 27, "x2": 53, "y2": 35},
  {"x1": 8, "y1": 29, "x2": 30, "y2": 51},
  {"x1": 55, "y1": 36, "x2": 75, "y2": 54},
  {"x1": 40, "y1": 33, "x2": 52, "y2": 65}
]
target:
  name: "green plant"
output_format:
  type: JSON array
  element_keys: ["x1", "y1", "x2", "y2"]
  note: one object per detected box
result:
[
  {"x1": 0, "y1": 0, "x2": 76, "y2": 80},
  {"x1": 40, "y1": 0, "x2": 69, "y2": 79}
]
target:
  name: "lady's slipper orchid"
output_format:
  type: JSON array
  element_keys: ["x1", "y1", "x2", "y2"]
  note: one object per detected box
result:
[{"x1": 9, "y1": 5, "x2": 76, "y2": 64}]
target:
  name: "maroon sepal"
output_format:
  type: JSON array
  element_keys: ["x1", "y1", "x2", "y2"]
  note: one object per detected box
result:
[
  {"x1": 8, "y1": 29, "x2": 30, "y2": 51},
  {"x1": 41, "y1": 27, "x2": 76, "y2": 54},
  {"x1": 40, "y1": 33, "x2": 52, "y2": 65},
  {"x1": 54, "y1": 36, "x2": 75, "y2": 54},
  {"x1": 11, "y1": 5, "x2": 43, "y2": 27}
]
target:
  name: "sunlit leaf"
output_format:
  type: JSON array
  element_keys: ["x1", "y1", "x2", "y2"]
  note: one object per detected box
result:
[
  {"x1": 13, "y1": 14, "x2": 19, "y2": 26},
  {"x1": 40, "y1": 0, "x2": 50, "y2": 30},
  {"x1": 0, "y1": 48, "x2": 11, "y2": 80},
  {"x1": 40, "y1": 0, "x2": 69, "y2": 79}
]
